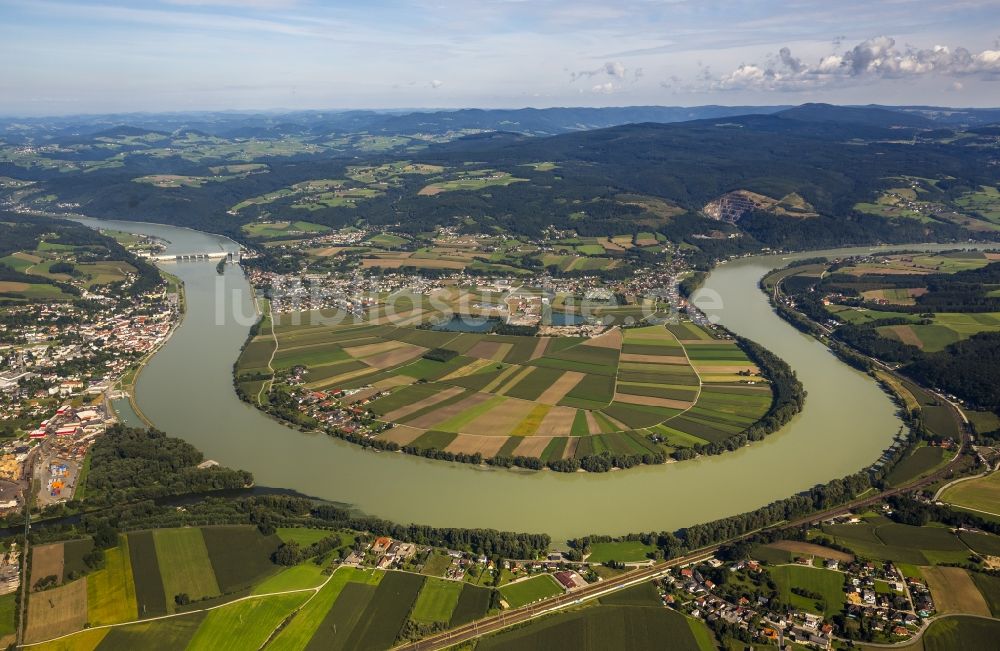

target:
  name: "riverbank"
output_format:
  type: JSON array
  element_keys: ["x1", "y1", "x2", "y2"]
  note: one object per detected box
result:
[{"x1": 72, "y1": 217, "x2": 987, "y2": 539}]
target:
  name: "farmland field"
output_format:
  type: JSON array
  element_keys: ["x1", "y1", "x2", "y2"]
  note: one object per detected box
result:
[
  {"x1": 25, "y1": 578, "x2": 88, "y2": 643},
  {"x1": 769, "y1": 565, "x2": 846, "y2": 618},
  {"x1": 86, "y1": 536, "x2": 138, "y2": 625},
  {"x1": 866, "y1": 615, "x2": 1000, "y2": 651},
  {"x1": 268, "y1": 567, "x2": 381, "y2": 651},
  {"x1": 152, "y1": 528, "x2": 221, "y2": 610},
  {"x1": 498, "y1": 574, "x2": 562, "y2": 608},
  {"x1": 186, "y1": 592, "x2": 310, "y2": 651},
  {"x1": 245, "y1": 315, "x2": 776, "y2": 465},
  {"x1": 449, "y1": 584, "x2": 492, "y2": 626},
  {"x1": 409, "y1": 577, "x2": 464, "y2": 624},
  {"x1": 919, "y1": 566, "x2": 991, "y2": 616},
  {"x1": 478, "y1": 604, "x2": 713, "y2": 651},
  {"x1": 884, "y1": 445, "x2": 948, "y2": 486},
  {"x1": 940, "y1": 471, "x2": 1000, "y2": 516},
  {"x1": 586, "y1": 540, "x2": 655, "y2": 563}
]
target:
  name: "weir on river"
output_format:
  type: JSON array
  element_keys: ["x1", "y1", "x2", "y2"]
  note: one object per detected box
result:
[{"x1": 75, "y1": 217, "x2": 978, "y2": 541}]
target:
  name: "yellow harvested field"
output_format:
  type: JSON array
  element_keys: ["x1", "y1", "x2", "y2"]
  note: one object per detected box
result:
[
  {"x1": 306, "y1": 246, "x2": 350, "y2": 257},
  {"x1": 383, "y1": 386, "x2": 466, "y2": 422},
  {"x1": 882, "y1": 325, "x2": 923, "y2": 348},
  {"x1": 511, "y1": 405, "x2": 552, "y2": 436},
  {"x1": 584, "y1": 411, "x2": 603, "y2": 434},
  {"x1": 583, "y1": 328, "x2": 622, "y2": 349},
  {"x1": 599, "y1": 240, "x2": 626, "y2": 252},
  {"x1": 377, "y1": 425, "x2": 426, "y2": 446},
  {"x1": 0, "y1": 281, "x2": 31, "y2": 292},
  {"x1": 444, "y1": 434, "x2": 508, "y2": 456},
  {"x1": 693, "y1": 364, "x2": 758, "y2": 374},
  {"x1": 512, "y1": 436, "x2": 553, "y2": 457},
  {"x1": 373, "y1": 375, "x2": 416, "y2": 390},
  {"x1": 417, "y1": 185, "x2": 446, "y2": 196},
  {"x1": 31, "y1": 543, "x2": 65, "y2": 589},
  {"x1": 536, "y1": 371, "x2": 585, "y2": 405},
  {"x1": 25, "y1": 578, "x2": 88, "y2": 643},
  {"x1": 534, "y1": 406, "x2": 578, "y2": 435},
  {"x1": 530, "y1": 337, "x2": 551, "y2": 360},
  {"x1": 464, "y1": 399, "x2": 537, "y2": 435},
  {"x1": 920, "y1": 566, "x2": 991, "y2": 616},
  {"x1": 614, "y1": 393, "x2": 693, "y2": 409}
]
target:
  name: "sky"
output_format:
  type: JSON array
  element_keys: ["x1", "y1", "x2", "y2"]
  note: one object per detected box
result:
[{"x1": 1, "y1": 0, "x2": 999, "y2": 116}]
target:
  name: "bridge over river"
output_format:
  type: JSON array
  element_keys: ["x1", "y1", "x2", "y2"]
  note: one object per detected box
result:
[{"x1": 148, "y1": 250, "x2": 237, "y2": 262}]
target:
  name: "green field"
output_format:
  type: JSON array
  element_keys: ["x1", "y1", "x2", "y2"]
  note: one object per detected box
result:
[
  {"x1": 86, "y1": 536, "x2": 138, "y2": 625},
  {"x1": 940, "y1": 472, "x2": 1000, "y2": 516},
  {"x1": 252, "y1": 562, "x2": 327, "y2": 594},
  {"x1": 769, "y1": 565, "x2": 847, "y2": 618},
  {"x1": 499, "y1": 575, "x2": 563, "y2": 608},
  {"x1": 152, "y1": 528, "x2": 221, "y2": 610},
  {"x1": 410, "y1": 577, "x2": 464, "y2": 624},
  {"x1": 186, "y1": 592, "x2": 309, "y2": 651},
  {"x1": 478, "y1": 604, "x2": 713, "y2": 651},
  {"x1": 268, "y1": 567, "x2": 381, "y2": 651},
  {"x1": 586, "y1": 541, "x2": 655, "y2": 563},
  {"x1": 885, "y1": 445, "x2": 948, "y2": 486},
  {"x1": 867, "y1": 615, "x2": 1000, "y2": 651}
]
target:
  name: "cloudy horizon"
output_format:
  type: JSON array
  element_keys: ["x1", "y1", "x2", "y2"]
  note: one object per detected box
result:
[{"x1": 1, "y1": 0, "x2": 999, "y2": 116}]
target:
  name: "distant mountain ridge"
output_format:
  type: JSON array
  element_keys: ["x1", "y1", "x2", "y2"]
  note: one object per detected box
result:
[{"x1": 3, "y1": 103, "x2": 998, "y2": 142}]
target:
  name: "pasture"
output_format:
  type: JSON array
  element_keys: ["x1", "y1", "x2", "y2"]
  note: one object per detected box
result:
[
  {"x1": 410, "y1": 577, "x2": 464, "y2": 624},
  {"x1": 769, "y1": 565, "x2": 847, "y2": 618},
  {"x1": 86, "y1": 536, "x2": 138, "y2": 625},
  {"x1": 919, "y1": 566, "x2": 991, "y2": 616},
  {"x1": 940, "y1": 472, "x2": 1000, "y2": 516},
  {"x1": 586, "y1": 541, "x2": 655, "y2": 563},
  {"x1": 186, "y1": 592, "x2": 309, "y2": 651}
]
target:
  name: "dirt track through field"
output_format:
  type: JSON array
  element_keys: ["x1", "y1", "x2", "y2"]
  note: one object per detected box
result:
[
  {"x1": 382, "y1": 386, "x2": 465, "y2": 422},
  {"x1": 536, "y1": 372, "x2": 585, "y2": 405}
]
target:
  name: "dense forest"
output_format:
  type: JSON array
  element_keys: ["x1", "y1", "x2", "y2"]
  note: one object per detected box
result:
[{"x1": 6, "y1": 105, "x2": 998, "y2": 259}]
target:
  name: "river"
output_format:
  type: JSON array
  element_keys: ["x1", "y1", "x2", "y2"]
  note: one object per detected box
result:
[{"x1": 74, "y1": 217, "x2": 967, "y2": 541}]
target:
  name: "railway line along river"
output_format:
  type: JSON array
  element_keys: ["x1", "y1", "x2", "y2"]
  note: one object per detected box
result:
[{"x1": 75, "y1": 217, "x2": 971, "y2": 541}]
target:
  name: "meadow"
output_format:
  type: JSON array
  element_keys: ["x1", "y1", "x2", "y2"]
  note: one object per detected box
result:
[
  {"x1": 498, "y1": 575, "x2": 563, "y2": 608},
  {"x1": 940, "y1": 471, "x2": 1000, "y2": 516}
]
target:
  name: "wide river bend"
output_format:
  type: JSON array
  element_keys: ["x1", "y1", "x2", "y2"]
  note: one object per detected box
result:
[{"x1": 75, "y1": 217, "x2": 974, "y2": 541}]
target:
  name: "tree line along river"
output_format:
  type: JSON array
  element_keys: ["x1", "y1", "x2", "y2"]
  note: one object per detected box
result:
[{"x1": 73, "y1": 217, "x2": 981, "y2": 542}]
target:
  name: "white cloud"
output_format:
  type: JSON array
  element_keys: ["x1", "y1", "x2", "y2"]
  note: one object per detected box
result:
[
  {"x1": 713, "y1": 36, "x2": 1000, "y2": 91},
  {"x1": 429, "y1": 79, "x2": 444, "y2": 89},
  {"x1": 571, "y1": 60, "x2": 628, "y2": 81},
  {"x1": 591, "y1": 82, "x2": 615, "y2": 94}
]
